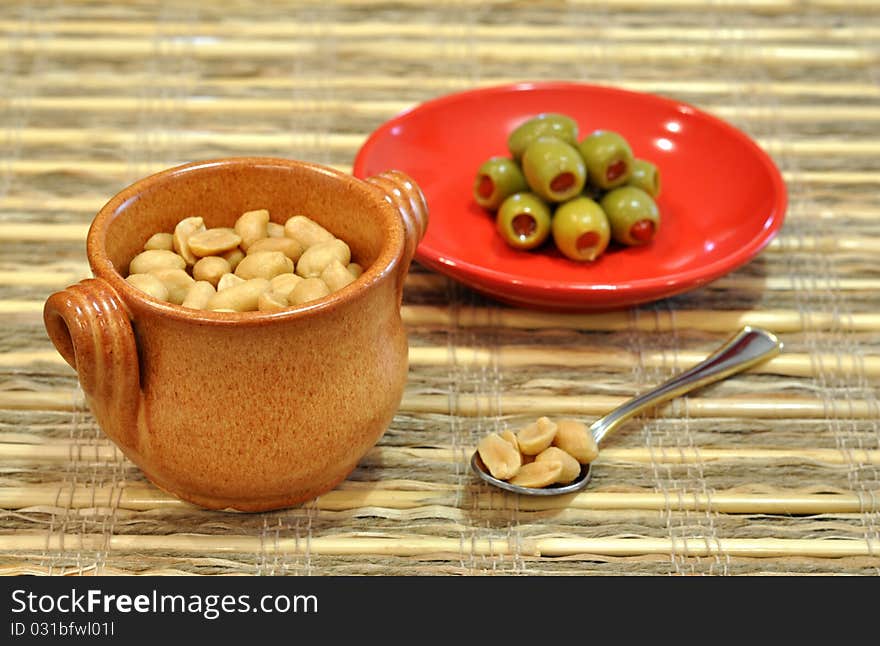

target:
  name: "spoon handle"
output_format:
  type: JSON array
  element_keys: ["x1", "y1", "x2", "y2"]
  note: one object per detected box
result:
[{"x1": 590, "y1": 326, "x2": 782, "y2": 445}]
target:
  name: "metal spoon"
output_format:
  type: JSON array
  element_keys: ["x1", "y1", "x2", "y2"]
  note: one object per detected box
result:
[{"x1": 471, "y1": 326, "x2": 783, "y2": 496}]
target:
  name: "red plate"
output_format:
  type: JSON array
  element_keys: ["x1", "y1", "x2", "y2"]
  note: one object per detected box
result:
[{"x1": 353, "y1": 82, "x2": 787, "y2": 311}]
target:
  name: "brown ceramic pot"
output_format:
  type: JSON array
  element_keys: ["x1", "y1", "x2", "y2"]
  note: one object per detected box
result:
[{"x1": 43, "y1": 157, "x2": 428, "y2": 512}]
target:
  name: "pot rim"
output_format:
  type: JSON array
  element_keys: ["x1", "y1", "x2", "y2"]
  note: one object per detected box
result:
[{"x1": 86, "y1": 156, "x2": 404, "y2": 325}]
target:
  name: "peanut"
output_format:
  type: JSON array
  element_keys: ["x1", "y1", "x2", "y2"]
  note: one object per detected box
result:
[
  {"x1": 181, "y1": 280, "x2": 216, "y2": 310},
  {"x1": 247, "y1": 236, "x2": 304, "y2": 262},
  {"x1": 321, "y1": 259, "x2": 356, "y2": 292},
  {"x1": 269, "y1": 273, "x2": 303, "y2": 300},
  {"x1": 296, "y1": 239, "x2": 351, "y2": 278},
  {"x1": 207, "y1": 278, "x2": 270, "y2": 312},
  {"x1": 216, "y1": 272, "x2": 245, "y2": 292},
  {"x1": 258, "y1": 290, "x2": 288, "y2": 312},
  {"x1": 500, "y1": 429, "x2": 519, "y2": 451},
  {"x1": 222, "y1": 247, "x2": 245, "y2": 271},
  {"x1": 172, "y1": 216, "x2": 206, "y2": 265},
  {"x1": 187, "y1": 227, "x2": 242, "y2": 257},
  {"x1": 234, "y1": 209, "x2": 270, "y2": 250},
  {"x1": 192, "y1": 256, "x2": 231, "y2": 287},
  {"x1": 284, "y1": 215, "x2": 334, "y2": 249},
  {"x1": 149, "y1": 268, "x2": 195, "y2": 305},
  {"x1": 234, "y1": 250, "x2": 294, "y2": 280},
  {"x1": 129, "y1": 249, "x2": 186, "y2": 275},
  {"x1": 508, "y1": 461, "x2": 563, "y2": 488},
  {"x1": 347, "y1": 263, "x2": 364, "y2": 279},
  {"x1": 517, "y1": 416, "x2": 558, "y2": 455},
  {"x1": 535, "y1": 446, "x2": 582, "y2": 484},
  {"x1": 267, "y1": 222, "x2": 285, "y2": 238},
  {"x1": 552, "y1": 419, "x2": 599, "y2": 464},
  {"x1": 477, "y1": 433, "x2": 522, "y2": 481},
  {"x1": 125, "y1": 273, "x2": 169, "y2": 301},
  {"x1": 288, "y1": 277, "x2": 330, "y2": 305},
  {"x1": 143, "y1": 232, "x2": 173, "y2": 251}
]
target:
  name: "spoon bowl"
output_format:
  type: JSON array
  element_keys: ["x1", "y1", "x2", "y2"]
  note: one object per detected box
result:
[{"x1": 471, "y1": 326, "x2": 782, "y2": 495}]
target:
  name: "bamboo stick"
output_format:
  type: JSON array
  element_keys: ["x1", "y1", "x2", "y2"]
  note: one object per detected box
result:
[
  {"x1": 3, "y1": 301, "x2": 880, "y2": 333},
  {"x1": 0, "y1": 532, "x2": 875, "y2": 558},
  {"x1": 401, "y1": 306, "x2": 880, "y2": 333},
  {"x1": 3, "y1": 159, "x2": 878, "y2": 188},
  {"x1": 2, "y1": 36, "x2": 875, "y2": 66},
  {"x1": 10, "y1": 127, "x2": 880, "y2": 159},
  {"x1": 0, "y1": 388, "x2": 872, "y2": 419},
  {"x1": 2, "y1": 442, "x2": 877, "y2": 467},
  {"x1": 0, "y1": 484, "x2": 871, "y2": 515},
  {"x1": 6, "y1": 96, "x2": 880, "y2": 122},
  {"x1": 5, "y1": 346, "x2": 877, "y2": 379},
  {"x1": 401, "y1": 394, "x2": 875, "y2": 418},
  {"x1": 2, "y1": 223, "x2": 880, "y2": 255},
  {"x1": 6, "y1": 19, "x2": 880, "y2": 43},
  {"x1": 8, "y1": 73, "x2": 880, "y2": 100}
]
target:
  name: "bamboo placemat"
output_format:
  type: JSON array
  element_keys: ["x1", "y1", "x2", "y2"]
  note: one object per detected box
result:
[{"x1": 1, "y1": 0, "x2": 878, "y2": 576}]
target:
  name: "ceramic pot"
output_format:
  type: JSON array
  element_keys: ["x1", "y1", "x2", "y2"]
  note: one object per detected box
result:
[{"x1": 43, "y1": 157, "x2": 428, "y2": 512}]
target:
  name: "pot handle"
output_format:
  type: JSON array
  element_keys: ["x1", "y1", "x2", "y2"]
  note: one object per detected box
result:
[
  {"x1": 43, "y1": 277, "x2": 142, "y2": 453},
  {"x1": 366, "y1": 170, "x2": 429, "y2": 304}
]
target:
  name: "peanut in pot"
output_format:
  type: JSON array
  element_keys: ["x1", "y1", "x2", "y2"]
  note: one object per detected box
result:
[
  {"x1": 125, "y1": 273, "x2": 169, "y2": 301},
  {"x1": 216, "y1": 272, "x2": 246, "y2": 292},
  {"x1": 288, "y1": 277, "x2": 330, "y2": 305},
  {"x1": 193, "y1": 256, "x2": 231, "y2": 287},
  {"x1": 267, "y1": 221, "x2": 285, "y2": 238},
  {"x1": 296, "y1": 239, "x2": 351, "y2": 278},
  {"x1": 129, "y1": 249, "x2": 186, "y2": 275},
  {"x1": 247, "y1": 236, "x2": 304, "y2": 262},
  {"x1": 187, "y1": 227, "x2": 242, "y2": 257},
  {"x1": 234, "y1": 250, "x2": 294, "y2": 281},
  {"x1": 222, "y1": 247, "x2": 245, "y2": 271},
  {"x1": 257, "y1": 290, "x2": 288, "y2": 313},
  {"x1": 321, "y1": 259, "x2": 356, "y2": 292},
  {"x1": 234, "y1": 209, "x2": 270, "y2": 251},
  {"x1": 269, "y1": 273, "x2": 303, "y2": 300},
  {"x1": 173, "y1": 216, "x2": 206, "y2": 265},
  {"x1": 144, "y1": 232, "x2": 174, "y2": 251},
  {"x1": 284, "y1": 215, "x2": 334, "y2": 249},
  {"x1": 181, "y1": 280, "x2": 216, "y2": 310},
  {"x1": 149, "y1": 268, "x2": 195, "y2": 305},
  {"x1": 206, "y1": 278, "x2": 271, "y2": 312},
  {"x1": 123, "y1": 208, "x2": 365, "y2": 312}
]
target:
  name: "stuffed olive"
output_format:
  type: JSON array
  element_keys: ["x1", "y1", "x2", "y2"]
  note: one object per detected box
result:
[
  {"x1": 508, "y1": 113, "x2": 579, "y2": 160},
  {"x1": 578, "y1": 130, "x2": 634, "y2": 190},
  {"x1": 551, "y1": 197, "x2": 611, "y2": 262},
  {"x1": 496, "y1": 192, "x2": 552, "y2": 250},
  {"x1": 627, "y1": 159, "x2": 660, "y2": 198},
  {"x1": 600, "y1": 186, "x2": 660, "y2": 246},
  {"x1": 473, "y1": 156, "x2": 529, "y2": 210},
  {"x1": 521, "y1": 137, "x2": 586, "y2": 203}
]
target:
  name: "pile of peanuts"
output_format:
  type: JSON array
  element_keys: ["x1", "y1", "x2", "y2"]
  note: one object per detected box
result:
[
  {"x1": 477, "y1": 417, "x2": 599, "y2": 488},
  {"x1": 124, "y1": 210, "x2": 364, "y2": 312}
]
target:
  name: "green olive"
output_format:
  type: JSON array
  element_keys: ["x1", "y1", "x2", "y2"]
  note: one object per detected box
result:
[
  {"x1": 496, "y1": 192, "x2": 552, "y2": 250},
  {"x1": 600, "y1": 186, "x2": 660, "y2": 246},
  {"x1": 627, "y1": 158, "x2": 661, "y2": 198},
  {"x1": 551, "y1": 197, "x2": 611, "y2": 262},
  {"x1": 507, "y1": 113, "x2": 579, "y2": 160},
  {"x1": 578, "y1": 130, "x2": 634, "y2": 190},
  {"x1": 521, "y1": 137, "x2": 587, "y2": 203},
  {"x1": 472, "y1": 156, "x2": 529, "y2": 211}
]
